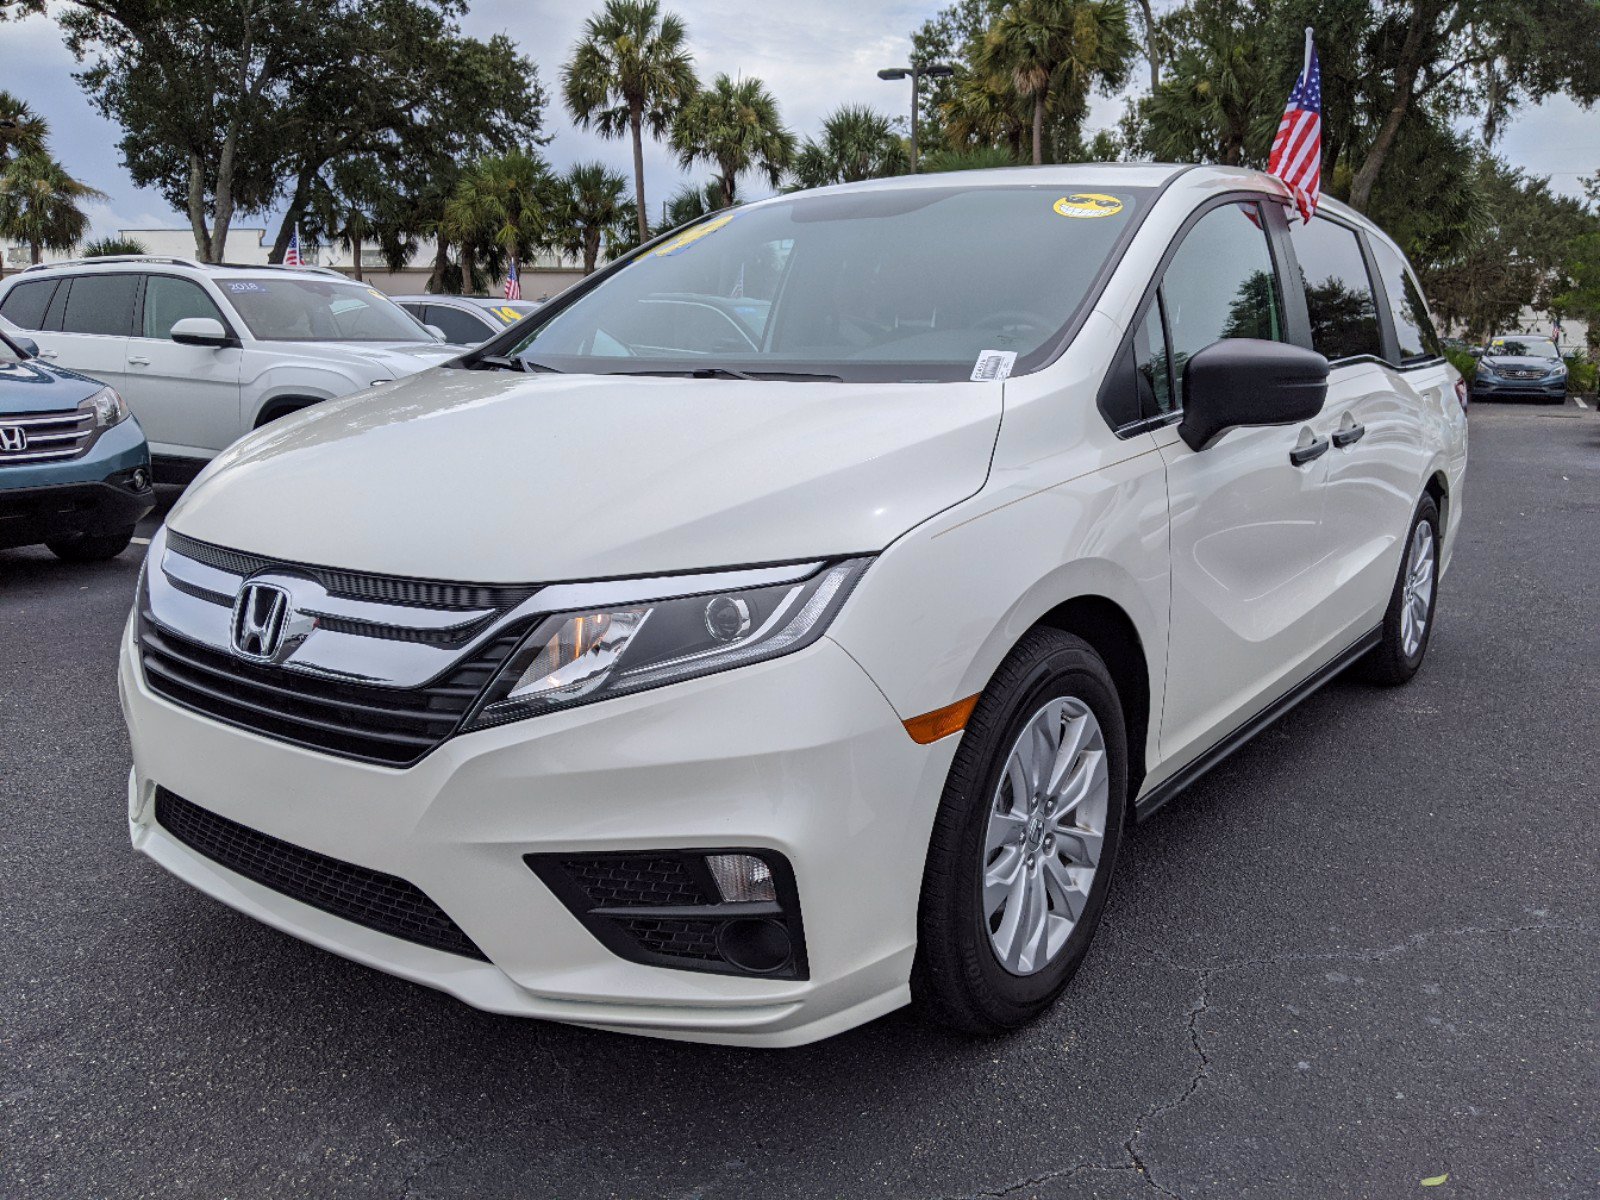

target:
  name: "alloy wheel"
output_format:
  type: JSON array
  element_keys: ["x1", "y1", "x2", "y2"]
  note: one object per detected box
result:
[
  {"x1": 982, "y1": 696, "x2": 1110, "y2": 976},
  {"x1": 1400, "y1": 520, "x2": 1436, "y2": 658}
]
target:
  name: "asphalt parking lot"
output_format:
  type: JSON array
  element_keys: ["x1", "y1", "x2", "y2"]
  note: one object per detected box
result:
[{"x1": 2, "y1": 400, "x2": 1596, "y2": 1200}]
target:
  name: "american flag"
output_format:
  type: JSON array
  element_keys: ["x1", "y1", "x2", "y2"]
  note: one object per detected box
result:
[
  {"x1": 504, "y1": 259, "x2": 521, "y2": 300},
  {"x1": 283, "y1": 226, "x2": 303, "y2": 267},
  {"x1": 1268, "y1": 30, "x2": 1322, "y2": 222}
]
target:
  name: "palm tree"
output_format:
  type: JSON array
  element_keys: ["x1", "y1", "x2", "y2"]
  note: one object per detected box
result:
[
  {"x1": 976, "y1": 0, "x2": 1136, "y2": 165},
  {"x1": 82, "y1": 235, "x2": 149, "y2": 257},
  {"x1": 919, "y1": 146, "x2": 1024, "y2": 173},
  {"x1": 440, "y1": 151, "x2": 561, "y2": 294},
  {"x1": 0, "y1": 152, "x2": 103, "y2": 267},
  {"x1": 671, "y1": 73, "x2": 796, "y2": 205},
  {"x1": 0, "y1": 91, "x2": 47, "y2": 164},
  {"x1": 1140, "y1": 15, "x2": 1277, "y2": 166},
  {"x1": 662, "y1": 180, "x2": 726, "y2": 230},
  {"x1": 562, "y1": 0, "x2": 698, "y2": 245},
  {"x1": 790, "y1": 105, "x2": 908, "y2": 190},
  {"x1": 556, "y1": 161, "x2": 636, "y2": 274}
]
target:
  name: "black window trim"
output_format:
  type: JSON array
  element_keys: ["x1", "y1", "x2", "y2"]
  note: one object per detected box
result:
[
  {"x1": 132, "y1": 271, "x2": 239, "y2": 343},
  {"x1": 1099, "y1": 191, "x2": 1302, "y2": 438}
]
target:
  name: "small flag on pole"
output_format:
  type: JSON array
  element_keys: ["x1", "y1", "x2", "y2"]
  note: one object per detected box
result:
[
  {"x1": 1268, "y1": 28, "x2": 1323, "y2": 222},
  {"x1": 283, "y1": 226, "x2": 303, "y2": 267},
  {"x1": 504, "y1": 259, "x2": 521, "y2": 301}
]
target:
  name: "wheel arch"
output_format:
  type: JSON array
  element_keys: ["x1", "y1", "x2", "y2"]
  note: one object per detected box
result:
[
  {"x1": 1031, "y1": 595, "x2": 1152, "y2": 807},
  {"x1": 253, "y1": 394, "x2": 326, "y2": 428}
]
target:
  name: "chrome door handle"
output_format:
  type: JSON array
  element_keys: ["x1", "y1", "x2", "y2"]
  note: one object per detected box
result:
[
  {"x1": 1290, "y1": 436, "x2": 1330, "y2": 466},
  {"x1": 127, "y1": 355, "x2": 152, "y2": 366},
  {"x1": 1332, "y1": 423, "x2": 1366, "y2": 448}
]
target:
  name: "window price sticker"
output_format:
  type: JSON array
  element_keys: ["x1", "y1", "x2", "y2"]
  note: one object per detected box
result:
[{"x1": 971, "y1": 349, "x2": 1017, "y2": 382}]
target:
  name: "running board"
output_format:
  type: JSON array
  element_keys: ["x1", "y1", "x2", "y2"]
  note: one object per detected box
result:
[{"x1": 1134, "y1": 626, "x2": 1383, "y2": 823}]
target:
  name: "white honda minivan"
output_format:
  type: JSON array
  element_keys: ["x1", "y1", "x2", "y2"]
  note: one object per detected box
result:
[{"x1": 120, "y1": 165, "x2": 1468, "y2": 1046}]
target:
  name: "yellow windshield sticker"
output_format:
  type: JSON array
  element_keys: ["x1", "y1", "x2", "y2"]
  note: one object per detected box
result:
[
  {"x1": 492, "y1": 306, "x2": 524, "y2": 324},
  {"x1": 1053, "y1": 193, "x2": 1124, "y2": 219},
  {"x1": 653, "y1": 211, "x2": 740, "y2": 257}
]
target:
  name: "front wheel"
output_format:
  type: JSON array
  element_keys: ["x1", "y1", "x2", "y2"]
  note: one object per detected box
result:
[
  {"x1": 1360, "y1": 495, "x2": 1440, "y2": 685},
  {"x1": 46, "y1": 526, "x2": 136, "y2": 562},
  {"x1": 913, "y1": 628, "x2": 1127, "y2": 1034}
]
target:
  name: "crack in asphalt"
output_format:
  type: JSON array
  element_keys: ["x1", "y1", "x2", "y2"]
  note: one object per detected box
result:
[{"x1": 953, "y1": 917, "x2": 1588, "y2": 1200}]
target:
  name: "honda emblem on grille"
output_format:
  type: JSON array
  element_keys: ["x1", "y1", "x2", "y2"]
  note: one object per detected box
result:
[
  {"x1": 0, "y1": 425, "x2": 27, "y2": 452},
  {"x1": 231, "y1": 581, "x2": 292, "y2": 661}
]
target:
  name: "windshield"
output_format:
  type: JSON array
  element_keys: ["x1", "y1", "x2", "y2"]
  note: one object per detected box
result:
[
  {"x1": 498, "y1": 184, "x2": 1147, "y2": 382},
  {"x1": 223, "y1": 278, "x2": 434, "y2": 342},
  {"x1": 1488, "y1": 338, "x2": 1558, "y2": 359}
]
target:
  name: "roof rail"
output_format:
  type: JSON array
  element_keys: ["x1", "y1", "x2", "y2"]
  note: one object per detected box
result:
[
  {"x1": 215, "y1": 261, "x2": 347, "y2": 278},
  {"x1": 21, "y1": 255, "x2": 202, "y2": 272}
]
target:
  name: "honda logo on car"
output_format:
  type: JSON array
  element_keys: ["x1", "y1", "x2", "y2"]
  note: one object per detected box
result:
[
  {"x1": 0, "y1": 425, "x2": 27, "y2": 452},
  {"x1": 231, "y1": 581, "x2": 292, "y2": 661}
]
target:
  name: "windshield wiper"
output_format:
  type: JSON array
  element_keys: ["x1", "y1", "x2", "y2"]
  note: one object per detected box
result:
[
  {"x1": 609, "y1": 366, "x2": 843, "y2": 382},
  {"x1": 471, "y1": 353, "x2": 561, "y2": 373}
]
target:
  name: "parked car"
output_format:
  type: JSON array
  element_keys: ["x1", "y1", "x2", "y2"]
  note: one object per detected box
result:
[
  {"x1": 120, "y1": 165, "x2": 1468, "y2": 1046},
  {"x1": 0, "y1": 257, "x2": 462, "y2": 482},
  {"x1": 0, "y1": 316, "x2": 154, "y2": 560},
  {"x1": 1469, "y1": 335, "x2": 1568, "y2": 404},
  {"x1": 392, "y1": 295, "x2": 542, "y2": 345}
]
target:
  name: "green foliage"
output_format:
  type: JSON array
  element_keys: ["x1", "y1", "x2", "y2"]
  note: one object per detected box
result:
[
  {"x1": 965, "y1": 0, "x2": 1136, "y2": 164},
  {"x1": 661, "y1": 180, "x2": 726, "y2": 231},
  {"x1": 1561, "y1": 351, "x2": 1596, "y2": 395},
  {"x1": 562, "y1": 0, "x2": 697, "y2": 242},
  {"x1": 918, "y1": 145, "x2": 1025, "y2": 173},
  {"x1": 0, "y1": 151, "x2": 103, "y2": 264},
  {"x1": 0, "y1": 89, "x2": 47, "y2": 163},
  {"x1": 1552, "y1": 231, "x2": 1600, "y2": 352},
  {"x1": 555, "y1": 161, "x2": 635, "y2": 273},
  {"x1": 671, "y1": 73, "x2": 795, "y2": 205},
  {"x1": 789, "y1": 105, "x2": 908, "y2": 190},
  {"x1": 81, "y1": 235, "x2": 147, "y2": 257},
  {"x1": 440, "y1": 150, "x2": 561, "y2": 293},
  {"x1": 1444, "y1": 346, "x2": 1478, "y2": 378}
]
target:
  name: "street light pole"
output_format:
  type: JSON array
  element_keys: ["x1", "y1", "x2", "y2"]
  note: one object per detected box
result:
[{"x1": 878, "y1": 63, "x2": 954, "y2": 173}]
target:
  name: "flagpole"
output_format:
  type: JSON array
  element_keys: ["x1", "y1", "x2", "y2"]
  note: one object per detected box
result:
[{"x1": 1303, "y1": 27, "x2": 1313, "y2": 79}]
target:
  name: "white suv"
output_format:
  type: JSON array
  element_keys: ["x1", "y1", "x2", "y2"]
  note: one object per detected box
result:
[
  {"x1": 0, "y1": 257, "x2": 461, "y2": 480},
  {"x1": 120, "y1": 166, "x2": 1468, "y2": 1046}
]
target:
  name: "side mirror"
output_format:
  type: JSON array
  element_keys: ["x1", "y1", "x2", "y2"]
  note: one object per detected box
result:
[
  {"x1": 1178, "y1": 338, "x2": 1328, "y2": 452},
  {"x1": 1469, "y1": 347, "x2": 1483, "y2": 358},
  {"x1": 424, "y1": 324, "x2": 449, "y2": 342},
  {"x1": 170, "y1": 316, "x2": 234, "y2": 348},
  {"x1": 13, "y1": 335, "x2": 39, "y2": 359}
]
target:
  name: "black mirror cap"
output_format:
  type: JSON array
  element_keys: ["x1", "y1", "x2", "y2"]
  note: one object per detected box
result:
[
  {"x1": 171, "y1": 329, "x2": 235, "y2": 348},
  {"x1": 1178, "y1": 338, "x2": 1329, "y2": 452}
]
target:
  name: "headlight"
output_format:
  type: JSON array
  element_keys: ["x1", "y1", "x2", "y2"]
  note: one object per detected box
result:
[
  {"x1": 464, "y1": 558, "x2": 871, "y2": 729},
  {"x1": 79, "y1": 386, "x2": 128, "y2": 428},
  {"x1": 1552, "y1": 362, "x2": 1567, "y2": 377}
]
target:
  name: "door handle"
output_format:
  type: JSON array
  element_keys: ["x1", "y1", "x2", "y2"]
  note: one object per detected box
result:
[
  {"x1": 1290, "y1": 436, "x2": 1330, "y2": 466},
  {"x1": 127, "y1": 355, "x2": 152, "y2": 366},
  {"x1": 1332, "y1": 423, "x2": 1366, "y2": 448},
  {"x1": 38, "y1": 349, "x2": 58, "y2": 359}
]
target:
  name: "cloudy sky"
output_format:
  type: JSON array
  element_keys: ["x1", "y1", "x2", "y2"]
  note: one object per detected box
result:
[{"x1": 0, "y1": 0, "x2": 1593, "y2": 243}]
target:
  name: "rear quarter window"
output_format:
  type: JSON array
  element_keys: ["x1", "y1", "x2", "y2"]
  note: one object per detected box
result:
[
  {"x1": 1369, "y1": 239, "x2": 1443, "y2": 365},
  {"x1": 0, "y1": 279, "x2": 57, "y2": 330}
]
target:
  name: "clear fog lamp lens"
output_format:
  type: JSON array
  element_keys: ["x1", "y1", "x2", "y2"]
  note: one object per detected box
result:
[{"x1": 706, "y1": 853, "x2": 776, "y2": 903}]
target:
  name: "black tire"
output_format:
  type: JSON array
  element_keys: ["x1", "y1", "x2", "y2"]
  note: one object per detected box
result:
[
  {"x1": 1359, "y1": 494, "x2": 1440, "y2": 686},
  {"x1": 45, "y1": 526, "x2": 136, "y2": 562},
  {"x1": 913, "y1": 628, "x2": 1128, "y2": 1035}
]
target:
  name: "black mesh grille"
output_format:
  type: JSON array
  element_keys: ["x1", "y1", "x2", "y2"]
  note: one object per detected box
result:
[
  {"x1": 613, "y1": 917, "x2": 723, "y2": 961},
  {"x1": 137, "y1": 613, "x2": 525, "y2": 767},
  {"x1": 154, "y1": 788, "x2": 487, "y2": 960},
  {"x1": 562, "y1": 856, "x2": 714, "y2": 908},
  {"x1": 165, "y1": 530, "x2": 538, "y2": 610}
]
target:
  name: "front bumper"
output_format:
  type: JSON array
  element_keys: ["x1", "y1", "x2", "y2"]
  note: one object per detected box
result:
[
  {"x1": 0, "y1": 417, "x2": 153, "y2": 549},
  {"x1": 120, "y1": 618, "x2": 957, "y2": 1046},
  {"x1": 1470, "y1": 375, "x2": 1566, "y2": 401}
]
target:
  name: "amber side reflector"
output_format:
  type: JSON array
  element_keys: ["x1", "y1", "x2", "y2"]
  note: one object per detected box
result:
[{"x1": 903, "y1": 694, "x2": 980, "y2": 744}]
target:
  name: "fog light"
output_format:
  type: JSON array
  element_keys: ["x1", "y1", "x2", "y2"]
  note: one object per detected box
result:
[
  {"x1": 717, "y1": 918, "x2": 792, "y2": 974},
  {"x1": 705, "y1": 853, "x2": 775, "y2": 903}
]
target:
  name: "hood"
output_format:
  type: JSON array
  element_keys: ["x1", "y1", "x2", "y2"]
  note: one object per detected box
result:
[
  {"x1": 0, "y1": 358, "x2": 105, "y2": 415},
  {"x1": 1482, "y1": 354, "x2": 1561, "y2": 371},
  {"x1": 275, "y1": 341, "x2": 462, "y2": 376},
  {"x1": 167, "y1": 368, "x2": 1004, "y2": 583}
]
